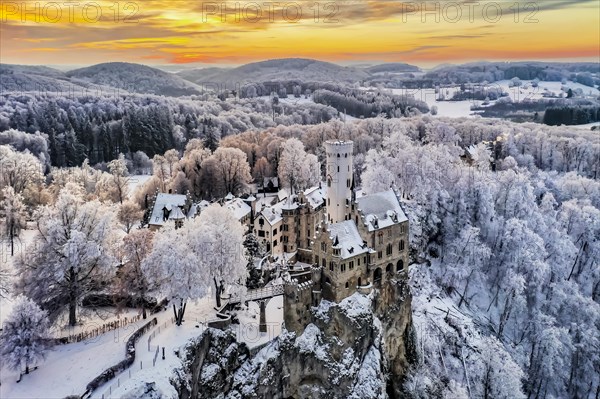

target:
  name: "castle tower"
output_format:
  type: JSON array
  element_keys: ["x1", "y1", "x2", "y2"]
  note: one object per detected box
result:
[{"x1": 325, "y1": 140, "x2": 353, "y2": 223}]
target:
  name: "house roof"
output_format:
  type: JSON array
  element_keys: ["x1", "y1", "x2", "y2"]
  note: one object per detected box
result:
[
  {"x1": 327, "y1": 220, "x2": 369, "y2": 260},
  {"x1": 224, "y1": 198, "x2": 251, "y2": 220},
  {"x1": 149, "y1": 193, "x2": 187, "y2": 226},
  {"x1": 302, "y1": 186, "x2": 326, "y2": 209},
  {"x1": 355, "y1": 189, "x2": 408, "y2": 232},
  {"x1": 168, "y1": 206, "x2": 186, "y2": 220}
]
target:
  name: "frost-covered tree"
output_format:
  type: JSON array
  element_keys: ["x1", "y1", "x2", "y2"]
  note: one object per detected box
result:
[
  {"x1": 15, "y1": 184, "x2": 117, "y2": 325},
  {"x1": 118, "y1": 200, "x2": 143, "y2": 233},
  {"x1": 0, "y1": 145, "x2": 44, "y2": 194},
  {"x1": 120, "y1": 229, "x2": 154, "y2": 319},
  {"x1": 0, "y1": 295, "x2": 50, "y2": 377},
  {"x1": 278, "y1": 138, "x2": 321, "y2": 194},
  {"x1": 1, "y1": 186, "x2": 27, "y2": 256},
  {"x1": 196, "y1": 205, "x2": 248, "y2": 307},
  {"x1": 107, "y1": 153, "x2": 130, "y2": 204},
  {"x1": 211, "y1": 147, "x2": 252, "y2": 196}
]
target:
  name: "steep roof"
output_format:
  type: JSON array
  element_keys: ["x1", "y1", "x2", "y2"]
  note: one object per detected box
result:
[
  {"x1": 149, "y1": 193, "x2": 187, "y2": 226},
  {"x1": 224, "y1": 198, "x2": 251, "y2": 220},
  {"x1": 355, "y1": 189, "x2": 408, "y2": 232},
  {"x1": 327, "y1": 220, "x2": 369, "y2": 260}
]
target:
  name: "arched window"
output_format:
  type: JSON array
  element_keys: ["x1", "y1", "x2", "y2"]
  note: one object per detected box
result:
[
  {"x1": 397, "y1": 260, "x2": 404, "y2": 272},
  {"x1": 337, "y1": 153, "x2": 340, "y2": 158},
  {"x1": 386, "y1": 263, "x2": 392, "y2": 273}
]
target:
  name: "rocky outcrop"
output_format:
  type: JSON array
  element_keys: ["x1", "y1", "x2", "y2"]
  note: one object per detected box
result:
[{"x1": 174, "y1": 278, "x2": 414, "y2": 398}]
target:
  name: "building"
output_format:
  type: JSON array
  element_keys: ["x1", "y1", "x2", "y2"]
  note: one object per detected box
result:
[
  {"x1": 283, "y1": 140, "x2": 409, "y2": 333},
  {"x1": 147, "y1": 192, "x2": 196, "y2": 230}
]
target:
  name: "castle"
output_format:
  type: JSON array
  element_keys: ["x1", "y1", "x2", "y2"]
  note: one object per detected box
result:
[{"x1": 281, "y1": 140, "x2": 409, "y2": 334}]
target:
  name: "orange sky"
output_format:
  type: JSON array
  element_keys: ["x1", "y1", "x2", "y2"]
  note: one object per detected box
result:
[{"x1": 1, "y1": 0, "x2": 598, "y2": 67}]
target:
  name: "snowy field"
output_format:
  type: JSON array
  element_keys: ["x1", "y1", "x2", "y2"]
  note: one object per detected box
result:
[{"x1": 127, "y1": 175, "x2": 152, "y2": 198}]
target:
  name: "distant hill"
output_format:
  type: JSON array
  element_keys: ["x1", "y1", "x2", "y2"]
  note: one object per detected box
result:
[
  {"x1": 0, "y1": 64, "x2": 90, "y2": 94},
  {"x1": 66, "y1": 62, "x2": 202, "y2": 96},
  {"x1": 176, "y1": 67, "x2": 231, "y2": 85},
  {"x1": 177, "y1": 58, "x2": 370, "y2": 85},
  {"x1": 364, "y1": 63, "x2": 421, "y2": 74}
]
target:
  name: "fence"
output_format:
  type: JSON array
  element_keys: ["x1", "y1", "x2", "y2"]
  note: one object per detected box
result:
[
  {"x1": 54, "y1": 314, "x2": 143, "y2": 345},
  {"x1": 94, "y1": 317, "x2": 174, "y2": 398}
]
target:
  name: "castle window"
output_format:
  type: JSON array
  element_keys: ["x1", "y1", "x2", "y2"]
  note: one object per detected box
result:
[
  {"x1": 328, "y1": 198, "x2": 330, "y2": 206},
  {"x1": 386, "y1": 244, "x2": 392, "y2": 256},
  {"x1": 349, "y1": 261, "x2": 354, "y2": 270},
  {"x1": 378, "y1": 251, "x2": 382, "y2": 259},
  {"x1": 400, "y1": 240, "x2": 405, "y2": 251},
  {"x1": 315, "y1": 255, "x2": 319, "y2": 265},
  {"x1": 345, "y1": 282, "x2": 349, "y2": 288},
  {"x1": 400, "y1": 224, "x2": 405, "y2": 234},
  {"x1": 378, "y1": 233, "x2": 383, "y2": 245},
  {"x1": 329, "y1": 261, "x2": 335, "y2": 271},
  {"x1": 283, "y1": 224, "x2": 289, "y2": 231},
  {"x1": 321, "y1": 242, "x2": 326, "y2": 251},
  {"x1": 273, "y1": 239, "x2": 277, "y2": 246},
  {"x1": 347, "y1": 179, "x2": 350, "y2": 187},
  {"x1": 358, "y1": 258, "x2": 361, "y2": 266},
  {"x1": 337, "y1": 166, "x2": 340, "y2": 172},
  {"x1": 341, "y1": 264, "x2": 346, "y2": 272},
  {"x1": 337, "y1": 154, "x2": 340, "y2": 158},
  {"x1": 258, "y1": 230, "x2": 265, "y2": 237},
  {"x1": 333, "y1": 248, "x2": 340, "y2": 256},
  {"x1": 273, "y1": 228, "x2": 277, "y2": 235},
  {"x1": 328, "y1": 179, "x2": 331, "y2": 187},
  {"x1": 322, "y1": 258, "x2": 326, "y2": 268},
  {"x1": 283, "y1": 236, "x2": 288, "y2": 243},
  {"x1": 345, "y1": 153, "x2": 348, "y2": 158},
  {"x1": 397, "y1": 260, "x2": 404, "y2": 272}
]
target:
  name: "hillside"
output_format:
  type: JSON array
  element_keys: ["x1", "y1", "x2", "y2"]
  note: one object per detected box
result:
[
  {"x1": 66, "y1": 62, "x2": 202, "y2": 96},
  {"x1": 364, "y1": 63, "x2": 421, "y2": 74},
  {"x1": 0, "y1": 64, "x2": 86, "y2": 94},
  {"x1": 177, "y1": 58, "x2": 370, "y2": 85}
]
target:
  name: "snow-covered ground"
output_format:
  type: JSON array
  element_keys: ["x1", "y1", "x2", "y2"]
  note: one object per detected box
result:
[
  {"x1": 1, "y1": 324, "x2": 134, "y2": 398},
  {"x1": 127, "y1": 175, "x2": 152, "y2": 198},
  {"x1": 94, "y1": 295, "x2": 283, "y2": 398}
]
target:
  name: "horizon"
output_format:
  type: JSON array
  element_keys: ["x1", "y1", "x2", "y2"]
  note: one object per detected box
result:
[{"x1": 1, "y1": 1, "x2": 599, "y2": 67}]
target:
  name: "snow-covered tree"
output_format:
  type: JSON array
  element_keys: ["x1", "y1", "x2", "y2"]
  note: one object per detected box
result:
[
  {"x1": 1, "y1": 186, "x2": 27, "y2": 256},
  {"x1": 211, "y1": 147, "x2": 252, "y2": 196},
  {"x1": 118, "y1": 200, "x2": 143, "y2": 233},
  {"x1": 278, "y1": 138, "x2": 320, "y2": 194},
  {"x1": 0, "y1": 295, "x2": 50, "y2": 377},
  {"x1": 0, "y1": 145, "x2": 44, "y2": 194},
  {"x1": 120, "y1": 229, "x2": 154, "y2": 319},
  {"x1": 107, "y1": 153, "x2": 130, "y2": 204},
  {"x1": 142, "y1": 222, "x2": 205, "y2": 325},
  {"x1": 196, "y1": 205, "x2": 248, "y2": 307},
  {"x1": 15, "y1": 184, "x2": 117, "y2": 325}
]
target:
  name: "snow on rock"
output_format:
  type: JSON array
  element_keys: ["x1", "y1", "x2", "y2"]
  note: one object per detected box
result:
[
  {"x1": 338, "y1": 292, "x2": 373, "y2": 321},
  {"x1": 348, "y1": 346, "x2": 385, "y2": 399},
  {"x1": 294, "y1": 323, "x2": 330, "y2": 362}
]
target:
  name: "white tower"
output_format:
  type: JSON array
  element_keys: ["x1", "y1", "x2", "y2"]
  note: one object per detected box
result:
[{"x1": 325, "y1": 140, "x2": 354, "y2": 224}]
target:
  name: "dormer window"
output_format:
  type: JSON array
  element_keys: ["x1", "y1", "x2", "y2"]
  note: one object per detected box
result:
[{"x1": 333, "y1": 248, "x2": 341, "y2": 256}]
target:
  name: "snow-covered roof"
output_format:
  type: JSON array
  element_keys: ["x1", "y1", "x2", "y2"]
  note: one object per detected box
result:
[
  {"x1": 149, "y1": 193, "x2": 187, "y2": 226},
  {"x1": 302, "y1": 186, "x2": 325, "y2": 209},
  {"x1": 355, "y1": 189, "x2": 408, "y2": 231},
  {"x1": 277, "y1": 188, "x2": 289, "y2": 202},
  {"x1": 244, "y1": 195, "x2": 257, "y2": 202},
  {"x1": 168, "y1": 206, "x2": 186, "y2": 220},
  {"x1": 224, "y1": 198, "x2": 251, "y2": 220},
  {"x1": 224, "y1": 192, "x2": 234, "y2": 201},
  {"x1": 259, "y1": 204, "x2": 283, "y2": 226},
  {"x1": 327, "y1": 220, "x2": 369, "y2": 260}
]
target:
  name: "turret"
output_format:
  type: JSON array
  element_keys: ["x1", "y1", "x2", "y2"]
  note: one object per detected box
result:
[{"x1": 325, "y1": 140, "x2": 354, "y2": 223}]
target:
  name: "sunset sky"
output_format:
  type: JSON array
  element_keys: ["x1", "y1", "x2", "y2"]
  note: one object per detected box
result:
[{"x1": 1, "y1": 0, "x2": 599, "y2": 67}]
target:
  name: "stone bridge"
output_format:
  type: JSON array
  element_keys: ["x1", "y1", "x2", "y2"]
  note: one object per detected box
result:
[{"x1": 218, "y1": 284, "x2": 285, "y2": 332}]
